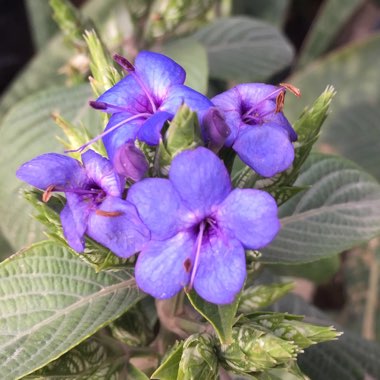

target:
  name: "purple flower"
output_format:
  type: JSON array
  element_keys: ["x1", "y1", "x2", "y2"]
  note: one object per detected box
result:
[
  {"x1": 16, "y1": 150, "x2": 149, "y2": 257},
  {"x1": 87, "y1": 51, "x2": 212, "y2": 163},
  {"x1": 212, "y1": 83, "x2": 298, "y2": 177},
  {"x1": 127, "y1": 147, "x2": 280, "y2": 304}
]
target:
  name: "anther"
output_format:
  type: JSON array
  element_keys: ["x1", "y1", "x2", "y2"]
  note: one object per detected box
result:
[
  {"x1": 42, "y1": 185, "x2": 55, "y2": 202},
  {"x1": 183, "y1": 258, "x2": 192, "y2": 273},
  {"x1": 275, "y1": 91, "x2": 285, "y2": 113},
  {"x1": 113, "y1": 53, "x2": 135, "y2": 72},
  {"x1": 95, "y1": 210, "x2": 124, "y2": 217},
  {"x1": 280, "y1": 83, "x2": 301, "y2": 97},
  {"x1": 89, "y1": 100, "x2": 108, "y2": 110}
]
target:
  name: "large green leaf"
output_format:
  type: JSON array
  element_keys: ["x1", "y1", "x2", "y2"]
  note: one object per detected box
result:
[
  {"x1": 193, "y1": 16, "x2": 294, "y2": 82},
  {"x1": 0, "y1": 85, "x2": 96, "y2": 250},
  {"x1": 161, "y1": 37, "x2": 209, "y2": 94},
  {"x1": 285, "y1": 33, "x2": 380, "y2": 125},
  {"x1": 0, "y1": 241, "x2": 143, "y2": 379},
  {"x1": 261, "y1": 153, "x2": 380, "y2": 263},
  {"x1": 297, "y1": 0, "x2": 363, "y2": 68},
  {"x1": 26, "y1": 333, "x2": 128, "y2": 379},
  {"x1": 319, "y1": 103, "x2": 380, "y2": 180}
]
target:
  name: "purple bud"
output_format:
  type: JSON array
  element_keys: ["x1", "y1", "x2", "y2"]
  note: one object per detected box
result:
[
  {"x1": 203, "y1": 107, "x2": 231, "y2": 152},
  {"x1": 113, "y1": 53, "x2": 135, "y2": 72},
  {"x1": 113, "y1": 143, "x2": 149, "y2": 181},
  {"x1": 89, "y1": 100, "x2": 108, "y2": 110}
]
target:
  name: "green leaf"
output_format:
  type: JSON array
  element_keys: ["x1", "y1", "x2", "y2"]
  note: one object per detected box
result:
[
  {"x1": 269, "y1": 255, "x2": 341, "y2": 284},
  {"x1": 261, "y1": 153, "x2": 380, "y2": 263},
  {"x1": 26, "y1": 332, "x2": 128, "y2": 379},
  {"x1": 151, "y1": 341, "x2": 184, "y2": 380},
  {"x1": 0, "y1": 84, "x2": 99, "y2": 250},
  {"x1": 0, "y1": 241, "x2": 143, "y2": 379},
  {"x1": 187, "y1": 291, "x2": 240, "y2": 344},
  {"x1": 238, "y1": 283, "x2": 294, "y2": 314},
  {"x1": 161, "y1": 37, "x2": 209, "y2": 94},
  {"x1": 193, "y1": 16, "x2": 294, "y2": 82},
  {"x1": 297, "y1": 0, "x2": 363, "y2": 68}
]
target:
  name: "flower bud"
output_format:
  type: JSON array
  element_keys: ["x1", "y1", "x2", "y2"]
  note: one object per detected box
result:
[
  {"x1": 219, "y1": 324, "x2": 296, "y2": 373},
  {"x1": 113, "y1": 143, "x2": 148, "y2": 181},
  {"x1": 203, "y1": 107, "x2": 231, "y2": 152}
]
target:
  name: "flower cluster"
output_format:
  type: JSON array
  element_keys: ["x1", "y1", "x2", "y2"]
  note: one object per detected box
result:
[{"x1": 17, "y1": 51, "x2": 298, "y2": 304}]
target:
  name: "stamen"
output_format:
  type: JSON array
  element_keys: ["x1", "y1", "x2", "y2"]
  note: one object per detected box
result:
[
  {"x1": 279, "y1": 83, "x2": 301, "y2": 97},
  {"x1": 113, "y1": 53, "x2": 158, "y2": 113},
  {"x1": 42, "y1": 185, "x2": 55, "y2": 202},
  {"x1": 95, "y1": 210, "x2": 124, "y2": 217},
  {"x1": 275, "y1": 91, "x2": 285, "y2": 113},
  {"x1": 65, "y1": 113, "x2": 150, "y2": 153},
  {"x1": 188, "y1": 222, "x2": 205, "y2": 290},
  {"x1": 242, "y1": 87, "x2": 284, "y2": 119},
  {"x1": 183, "y1": 258, "x2": 192, "y2": 273},
  {"x1": 89, "y1": 100, "x2": 131, "y2": 113}
]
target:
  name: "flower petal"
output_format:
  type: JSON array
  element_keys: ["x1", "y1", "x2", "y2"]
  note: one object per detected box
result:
[
  {"x1": 61, "y1": 192, "x2": 91, "y2": 252},
  {"x1": 128, "y1": 178, "x2": 194, "y2": 240},
  {"x1": 81, "y1": 150, "x2": 123, "y2": 196},
  {"x1": 96, "y1": 75, "x2": 149, "y2": 114},
  {"x1": 169, "y1": 147, "x2": 231, "y2": 215},
  {"x1": 233, "y1": 124, "x2": 295, "y2": 177},
  {"x1": 135, "y1": 51, "x2": 186, "y2": 100},
  {"x1": 16, "y1": 153, "x2": 86, "y2": 190},
  {"x1": 194, "y1": 235, "x2": 246, "y2": 304},
  {"x1": 216, "y1": 188, "x2": 280, "y2": 249},
  {"x1": 161, "y1": 84, "x2": 212, "y2": 120},
  {"x1": 60, "y1": 203, "x2": 85, "y2": 252},
  {"x1": 103, "y1": 113, "x2": 144, "y2": 162},
  {"x1": 135, "y1": 232, "x2": 195, "y2": 299},
  {"x1": 137, "y1": 111, "x2": 173, "y2": 145},
  {"x1": 87, "y1": 196, "x2": 150, "y2": 258}
]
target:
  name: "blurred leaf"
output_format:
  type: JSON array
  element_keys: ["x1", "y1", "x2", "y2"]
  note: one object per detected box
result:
[
  {"x1": 50, "y1": 0, "x2": 92, "y2": 50},
  {"x1": 187, "y1": 291, "x2": 240, "y2": 344},
  {"x1": 285, "y1": 33, "x2": 380, "y2": 126},
  {"x1": 0, "y1": 241, "x2": 143, "y2": 379},
  {"x1": 297, "y1": 0, "x2": 363, "y2": 68},
  {"x1": 232, "y1": 0, "x2": 290, "y2": 27},
  {"x1": 319, "y1": 103, "x2": 380, "y2": 180},
  {"x1": 0, "y1": 232, "x2": 12, "y2": 262},
  {"x1": 151, "y1": 341, "x2": 184, "y2": 380},
  {"x1": 144, "y1": 0, "x2": 215, "y2": 41},
  {"x1": 340, "y1": 241, "x2": 380, "y2": 341},
  {"x1": 271, "y1": 294, "x2": 380, "y2": 380},
  {"x1": 25, "y1": 0, "x2": 58, "y2": 50},
  {"x1": 193, "y1": 16, "x2": 294, "y2": 82},
  {"x1": 161, "y1": 37, "x2": 209, "y2": 94},
  {"x1": 269, "y1": 255, "x2": 341, "y2": 284},
  {"x1": 0, "y1": 0, "x2": 123, "y2": 120},
  {"x1": 262, "y1": 153, "x2": 380, "y2": 263},
  {"x1": 238, "y1": 283, "x2": 294, "y2": 314},
  {"x1": 26, "y1": 333, "x2": 128, "y2": 379},
  {"x1": 0, "y1": 84, "x2": 99, "y2": 250}
]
